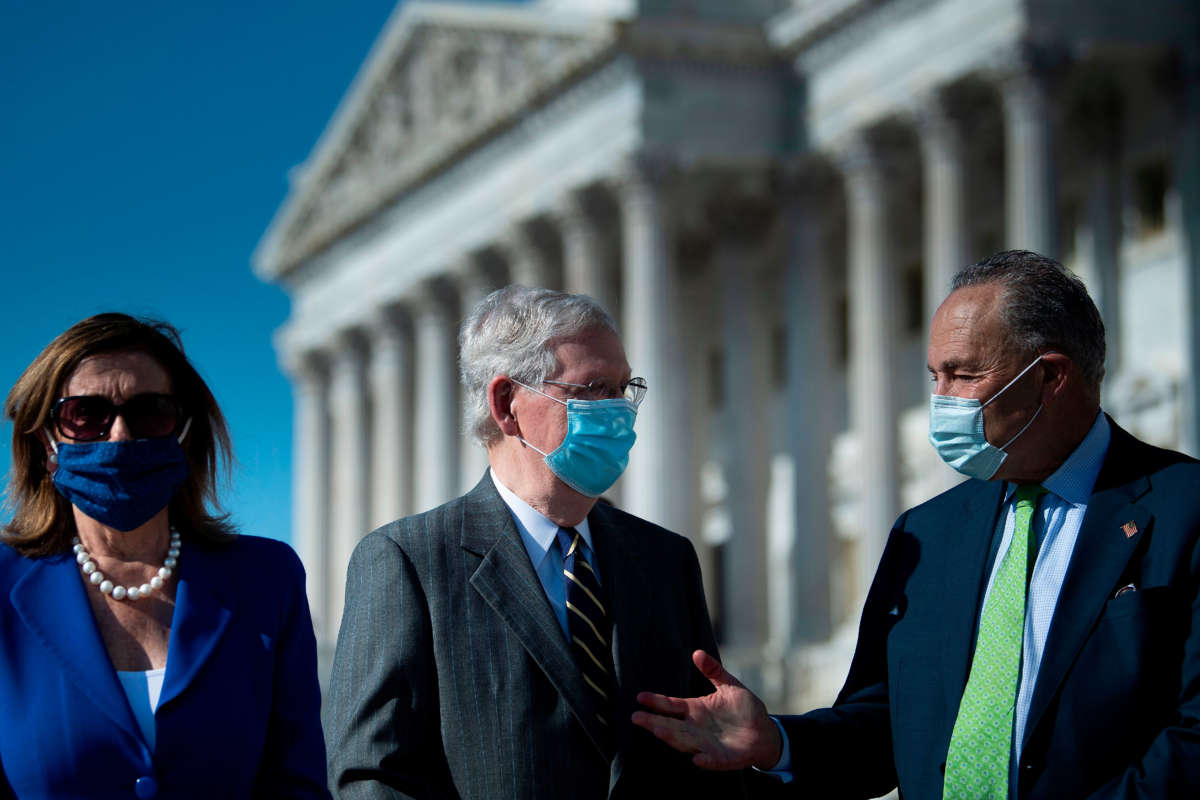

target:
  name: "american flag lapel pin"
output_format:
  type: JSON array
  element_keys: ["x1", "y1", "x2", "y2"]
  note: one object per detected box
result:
[{"x1": 1122, "y1": 520, "x2": 1138, "y2": 538}]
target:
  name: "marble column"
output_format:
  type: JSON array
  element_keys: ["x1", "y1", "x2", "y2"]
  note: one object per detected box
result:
[
  {"x1": 1087, "y1": 136, "x2": 1123, "y2": 380},
  {"x1": 838, "y1": 135, "x2": 900, "y2": 589},
  {"x1": 618, "y1": 155, "x2": 690, "y2": 533},
  {"x1": 915, "y1": 91, "x2": 967, "y2": 325},
  {"x1": 367, "y1": 304, "x2": 414, "y2": 529},
  {"x1": 777, "y1": 164, "x2": 835, "y2": 646},
  {"x1": 286, "y1": 347, "x2": 331, "y2": 642},
  {"x1": 456, "y1": 257, "x2": 502, "y2": 491},
  {"x1": 914, "y1": 92, "x2": 970, "y2": 494},
  {"x1": 558, "y1": 187, "x2": 620, "y2": 319},
  {"x1": 1178, "y1": 53, "x2": 1200, "y2": 455},
  {"x1": 326, "y1": 329, "x2": 371, "y2": 634},
  {"x1": 1001, "y1": 60, "x2": 1058, "y2": 256},
  {"x1": 503, "y1": 222, "x2": 559, "y2": 289},
  {"x1": 413, "y1": 281, "x2": 461, "y2": 511},
  {"x1": 711, "y1": 195, "x2": 772, "y2": 652}
]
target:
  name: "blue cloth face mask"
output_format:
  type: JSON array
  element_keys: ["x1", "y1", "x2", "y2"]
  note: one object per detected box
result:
[
  {"x1": 928, "y1": 355, "x2": 1046, "y2": 480},
  {"x1": 513, "y1": 382, "x2": 638, "y2": 497},
  {"x1": 48, "y1": 420, "x2": 192, "y2": 532}
]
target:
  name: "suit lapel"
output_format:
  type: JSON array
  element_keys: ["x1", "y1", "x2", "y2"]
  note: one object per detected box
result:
[
  {"x1": 159, "y1": 539, "x2": 234, "y2": 709},
  {"x1": 940, "y1": 480, "x2": 1006, "y2": 723},
  {"x1": 10, "y1": 553, "x2": 141, "y2": 741},
  {"x1": 1023, "y1": 429, "x2": 1150, "y2": 743},
  {"x1": 462, "y1": 476, "x2": 610, "y2": 757}
]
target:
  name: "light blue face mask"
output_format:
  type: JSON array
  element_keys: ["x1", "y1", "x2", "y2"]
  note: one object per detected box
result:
[
  {"x1": 928, "y1": 354, "x2": 1046, "y2": 480},
  {"x1": 513, "y1": 381, "x2": 638, "y2": 498}
]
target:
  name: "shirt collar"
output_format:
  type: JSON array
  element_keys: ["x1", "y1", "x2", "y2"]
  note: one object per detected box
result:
[
  {"x1": 489, "y1": 469, "x2": 594, "y2": 565},
  {"x1": 1005, "y1": 411, "x2": 1110, "y2": 506}
]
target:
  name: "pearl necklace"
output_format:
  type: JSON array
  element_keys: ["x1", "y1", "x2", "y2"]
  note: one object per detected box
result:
[{"x1": 72, "y1": 529, "x2": 180, "y2": 601}]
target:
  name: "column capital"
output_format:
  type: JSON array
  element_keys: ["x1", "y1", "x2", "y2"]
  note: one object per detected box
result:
[
  {"x1": 410, "y1": 276, "x2": 460, "y2": 315},
  {"x1": 907, "y1": 88, "x2": 966, "y2": 157},
  {"x1": 613, "y1": 151, "x2": 679, "y2": 194},
  {"x1": 364, "y1": 302, "x2": 412, "y2": 350},
  {"x1": 830, "y1": 130, "x2": 888, "y2": 191},
  {"x1": 983, "y1": 39, "x2": 1070, "y2": 89},
  {"x1": 550, "y1": 184, "x2": 602, "y2": 230},
  {"x1": 327, "y1": 327, "x2": 370, "y2": 383},
  {"x1": 497, "y1": 218, "x2": 559, "y2": 289},
  {"x1": 280, "y1": 345, "x2": 328, "y2": 386}
]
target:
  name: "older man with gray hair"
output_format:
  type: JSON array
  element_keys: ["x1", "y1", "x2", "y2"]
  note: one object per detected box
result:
[
  {"x1": 325, "y1": 286, "x2": 744, "y2": 799},
  {"x1": 634, "y1": 250, "x2": 1200, "y2": 799}
]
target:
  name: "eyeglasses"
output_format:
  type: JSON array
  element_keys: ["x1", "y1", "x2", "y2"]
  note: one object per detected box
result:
[
  {"x1": 541, "y1": 377, "x2": 648, "y2": 407},
  {"x1": 50, "y1": 394, "x2": 185, "y2": 442}
]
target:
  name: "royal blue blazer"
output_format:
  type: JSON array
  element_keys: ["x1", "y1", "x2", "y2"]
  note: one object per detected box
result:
[{"x1": 0, "y1": 534, "x2": 329, "y2": 799}]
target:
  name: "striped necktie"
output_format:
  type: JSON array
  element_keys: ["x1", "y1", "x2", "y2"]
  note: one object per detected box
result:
[
  {"x1": 944, "y1": 483, "x2": 1047, "y2": 799},
  {"x1": 559, "y1": 526, "x2": 616, "y2": 732}
]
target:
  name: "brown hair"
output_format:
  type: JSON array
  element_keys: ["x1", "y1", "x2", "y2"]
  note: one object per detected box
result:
[{"x1": 3, "y1": 313, "x2": 237, "y2": 556}]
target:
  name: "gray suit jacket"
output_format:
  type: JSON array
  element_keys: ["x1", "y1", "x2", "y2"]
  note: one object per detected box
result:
[{"x1": 325, "y1": 473, "x2": 746, "y2": 799}]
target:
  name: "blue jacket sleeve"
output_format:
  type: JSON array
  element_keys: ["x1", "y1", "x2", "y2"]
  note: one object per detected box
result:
[{"x1": 254, "y1": 547, "x2": 331, "y2": 798}]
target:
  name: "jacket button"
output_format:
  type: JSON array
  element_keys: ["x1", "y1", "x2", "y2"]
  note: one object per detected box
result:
[{"x1": 134, "y1": 775, "x2": 158, "y2": 798}]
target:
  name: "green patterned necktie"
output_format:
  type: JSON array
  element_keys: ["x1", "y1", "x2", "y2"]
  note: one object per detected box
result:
[{"x1": 944, "y1": 484, "x2": 1047, "y2": 799}]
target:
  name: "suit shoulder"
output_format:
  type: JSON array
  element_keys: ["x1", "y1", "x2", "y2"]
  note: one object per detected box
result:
[
  {"x1": 196, "y1": 534, "x2": 307, "y2": 588},
  {"x1": 0, "y1": 541, "x2": 32, "y2": 582},
  {"x1": 206, "y1": 533, "x2": 300, "y2": 564},
  {"x1": 596, "y1": 504, "x2": 697, "y2": 553},
  {"x1": 903, "y1": 477, "x2": 984, "y2": 518},
  {"x1": 352, "y1": 492, "x2": 472, "y2": 558},
  {"x1": 367, "y1": 494, "x2": 470, "y2": 551}
]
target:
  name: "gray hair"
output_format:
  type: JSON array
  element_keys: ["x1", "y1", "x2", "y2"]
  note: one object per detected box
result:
[
  {"x1": 458, "y1": 285, "x2": 618, "y2": 446},
  {"x1": 951, "y1": 250, "x2": 1106, "y2": 391}
]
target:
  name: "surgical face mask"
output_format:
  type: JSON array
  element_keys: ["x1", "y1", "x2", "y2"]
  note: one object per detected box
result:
[
  {"x1": 48, "y1": 420, "x2": 192, "y2": 532},
  {"x1": 513, "y1": 381, "x2": 637, "y2": 498},
  {"x1": 928, "y1": 355, "x2": 1046, "y2": 480}
]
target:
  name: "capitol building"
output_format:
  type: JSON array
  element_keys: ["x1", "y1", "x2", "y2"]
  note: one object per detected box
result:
[{"x1": 256, "y1": 0, "x2": 1200, "y2": 710}]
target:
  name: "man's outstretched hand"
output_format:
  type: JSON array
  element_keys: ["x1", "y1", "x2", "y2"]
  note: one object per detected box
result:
[{"x1": 631, "y1": 649, "x2": 783, "y2": 770}]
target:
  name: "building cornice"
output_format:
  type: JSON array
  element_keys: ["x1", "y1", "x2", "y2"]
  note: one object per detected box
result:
[{"x1": 255, "y1": 2, "x2": 620, "y2": 280}]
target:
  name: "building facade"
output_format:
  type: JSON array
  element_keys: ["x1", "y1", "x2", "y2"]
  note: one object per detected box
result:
[{"x1": 256, "y1": 0, "x2": 1200, "y2": 711}]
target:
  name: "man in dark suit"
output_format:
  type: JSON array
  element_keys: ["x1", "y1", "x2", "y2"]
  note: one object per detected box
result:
[
  {"x1": 325, "y1": 286, "x2": 743, "y2": 798},
  {"x1": 632, "y1": 250, "x2": 1200, "y2": 798}
]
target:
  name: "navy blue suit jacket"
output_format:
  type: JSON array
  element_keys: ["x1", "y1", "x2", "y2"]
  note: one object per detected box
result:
[
  {"x1": 781, "y1": 419, "x2": 1200, "y2": 798},
  {"x1": 0, "y1": 534, "x2": 329, "y2": 799}
]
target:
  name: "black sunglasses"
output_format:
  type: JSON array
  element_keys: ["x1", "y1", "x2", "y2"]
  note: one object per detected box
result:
[{"x1": 50, "y1": 393, "x2": 185, "y2": 442}]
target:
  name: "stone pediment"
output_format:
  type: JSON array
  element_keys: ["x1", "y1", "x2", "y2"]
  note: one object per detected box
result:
[{"x1": 256, "y1": 2, "x2": 618, "y2": 278}]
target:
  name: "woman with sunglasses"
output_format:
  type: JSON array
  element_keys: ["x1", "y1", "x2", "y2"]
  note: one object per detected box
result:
[{"x1": 0, "y1": 313, "x2": 329, "y2": 798}]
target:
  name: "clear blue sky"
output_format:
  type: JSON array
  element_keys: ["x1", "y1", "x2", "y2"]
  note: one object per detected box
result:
[{"x1": 0, "y1": 1, "x2": 427, "y2": 543}]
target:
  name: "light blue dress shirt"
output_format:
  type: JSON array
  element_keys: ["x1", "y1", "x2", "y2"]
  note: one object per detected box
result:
[
  {"x1": 985, "y1": 412, "x2": 1110, "y2": 787},
  {"x1": 490, "y1": 470, "x2": 597, "y2": 638}
]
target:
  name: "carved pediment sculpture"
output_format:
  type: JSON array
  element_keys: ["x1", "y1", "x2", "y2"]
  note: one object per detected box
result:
[{"x1": 257, "y1": 3, "x2": 618, "y2": 277}]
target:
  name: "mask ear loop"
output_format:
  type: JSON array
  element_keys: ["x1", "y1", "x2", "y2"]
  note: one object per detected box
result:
[
  {"x1": 998, "y1": 404, "x2": 1043, "y2": 450},
  {"x1": 176, "y1": 417, "x2": 193, "y2": 444},
  {"x1": 43, "y1": 426, "x2": 59, "y2": 460},
  {"x1": 983, "y1": 351, "x2": 1056, "y2": 451},
  {"x1": 981, "y1": 353, "x2": 1050, "y2": 409},
  {"x1": 508, "y1": 380, "x2": 567, "y2": 456}
]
